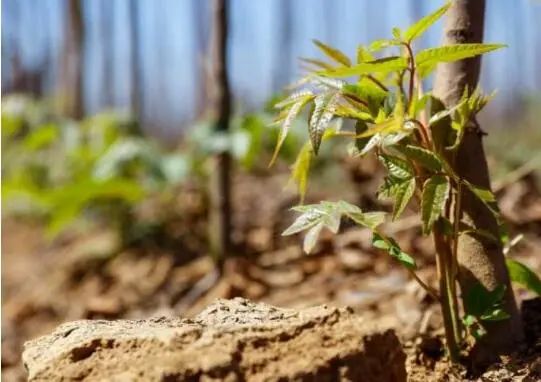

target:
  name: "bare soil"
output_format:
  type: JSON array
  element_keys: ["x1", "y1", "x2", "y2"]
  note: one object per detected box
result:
[{"x1": 3, "y1": 168, "x2": 541, "y2": 381}]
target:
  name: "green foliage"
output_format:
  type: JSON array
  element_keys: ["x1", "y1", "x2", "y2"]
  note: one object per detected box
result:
[
  {"x1": 282, "y1": 201, "x2": 385, "y2": 254},
  {"x1": 1, "y1": 96, "x2": 183, "y2": 238},
  {"x1": 463, "y1": 284, "x2": 510, "y2": 339},
  {"x1": 272, "y1": 3, "x2": 511, "y2": 359},
  {"x1": 421, "y1": 175, "x2": 450, "y2": 234},
  {"x1": 372, "y1": 232, "x2": 416, "y2": 269},
  {"x1": 506, "y1": 258, "x2": 541, "y2": 296},
  {"x1": 403, "y1": 3, "x2": 451, "y2": 43}
]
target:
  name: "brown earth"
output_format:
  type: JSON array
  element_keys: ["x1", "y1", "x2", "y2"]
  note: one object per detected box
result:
[
  {"x1": 22, "y1": 298, "x2": 406, "y2": 382},
  {"x1": 3, "y1": 167, "x2": 541, "y2": 381}
]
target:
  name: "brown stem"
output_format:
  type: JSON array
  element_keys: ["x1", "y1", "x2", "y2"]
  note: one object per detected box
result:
[
  {"x1": 434, "y1": 221, "x2": 461, "y2": 362},
  {"x1": 408, "y1": 269, "x2": 440, "y2": 302}
]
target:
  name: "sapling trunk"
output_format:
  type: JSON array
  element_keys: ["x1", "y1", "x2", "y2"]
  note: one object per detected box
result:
[{"x1": 433, "y1": 0, "x2": 523, "y2": 364}]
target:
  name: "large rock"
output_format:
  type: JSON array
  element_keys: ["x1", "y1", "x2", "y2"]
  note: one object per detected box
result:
[{"x1": 23, "y1": 298, "x2": 406, "y2": 381}]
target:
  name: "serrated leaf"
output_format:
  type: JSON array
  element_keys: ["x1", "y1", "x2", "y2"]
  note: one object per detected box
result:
[
  {"x1": 356, "y1": 118, "x2": 401, "y2": 139},
  {"x1": 319, "y1": 57, "x2": 408, "y2": 78},
  {"x1": 396, "y1": 144, "x2": 444, "y2": 172},
  {"x1": 421, "y1": 175, "x2": 450, "y2": 234},
  {"x1": 378, "y1": 154, "x2": 414, "y2": 179},
  {"x1": 506, "y1": 258, "x2": 541, "y2": 296},
  {"x1": 289, "y1": 142, "x2": 313, "y2": 202},
  {"x1": 303, "y1": 222, "x2": 323, "y2": 254},
  {"x1": 309, "y1": 93, "x2": 337, "y2": 154},
  {"x1": 403, "y1": 2, "x2": 451, "y2": 42},
  {"x1": 348, "y1": 211, "x2": 386, "y2": 230},
  {"x1": 313, "y1": 39, "x2": 351, "y2": 67},
  {"x1": 282, "y1": 205, "x2": 323, "y2": 236},
  {"x1": 416, "y1": 44, "x2": 506, "y2": 68},
  {"x1": 392, "y1": 177, "x2": 416, "y2": 220},
  {"x1": 343, "y1": 81, "x2": 387, "y2": 116},
  {"x1": 428, "y1": 96, "x2": 468, "y2": 126},
  {"x1": 314, "y1": 76, "x2": 346, "y2": 90},
  {"x1": 274, "y1": 90, "x2": 314, "y2": 109},
  {"x1": 270, "y1": 96, "x2": 313, "y2": 166}
]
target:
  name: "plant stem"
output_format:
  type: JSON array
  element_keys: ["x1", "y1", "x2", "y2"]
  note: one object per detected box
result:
[
  {"x1": 403, "y1": 42, "x2": 416, "y2": 111},
  {"x1": 434, "y1": 221, "x2": 461, "y2": 363},
  {"x1": 408, "y1": 268, "x2": 440, "y2": 301}
]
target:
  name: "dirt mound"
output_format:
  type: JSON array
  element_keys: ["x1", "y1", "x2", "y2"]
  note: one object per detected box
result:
[{"x1": 22, "y1": 298, "x2": 406, "y2": 381}]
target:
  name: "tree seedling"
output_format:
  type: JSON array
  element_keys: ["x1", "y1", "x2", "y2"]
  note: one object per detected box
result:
[{"x1": 270, "y1": 3, "x2": 541, "y2": 363}]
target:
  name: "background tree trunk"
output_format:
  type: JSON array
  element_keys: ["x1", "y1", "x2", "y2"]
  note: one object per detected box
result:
[
  {"x1": 433, "y1": 0, "x2": 523, "y2": 365},
  {"x1": 60, "y1": 0, "x2": 84, "y2": 119},
  {"x1": 128, "y1": 0, "x2": 141, "y2": 119},
  {"x1": 208, "y1": 0, "x2": 232, "y2": 270},
  {"x1": 101, "y1": 0, "x2": 114, "y2": 108}
]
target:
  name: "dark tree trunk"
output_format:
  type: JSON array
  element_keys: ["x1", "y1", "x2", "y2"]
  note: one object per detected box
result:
[
  {"x1": 208, "y1": 0, "x2": 232, "y2": 269},
  {"x1": 60, "y1": 0, "x2": 84, "y2": 119},
  {"x1": 433, "y1": 0, "x2": 523, "y2": 366},
  {"x1": 128, "y1": 0, "x2": 141, "y2": 119},
  {"x1": 101, "y1": 0, "x2": 114, "y2": 107}
]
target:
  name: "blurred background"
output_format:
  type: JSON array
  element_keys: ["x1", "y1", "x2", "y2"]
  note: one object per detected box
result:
[
  {"x1": 2, "y1": 1, "x2": 541, "y2": 381},
  {"x1": 2, "y1": 0, "x2": 541, "y2": 136}
]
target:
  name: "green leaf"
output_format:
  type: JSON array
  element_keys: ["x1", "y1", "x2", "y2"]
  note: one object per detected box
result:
[
  {"x1": 392, "y1": 27, "x2": 402, "y2": 39},
  {"x1": 480, "y1": 308, "x2": 510, "y2": 322},
  {"x1": 369, "y1": 39, "x2": 402, "y2": 52},
  {"x1": 309, "y1": 93, "x2": 337, "y2": 154},
  {"x1": 348, "y1": 211, "x2": 386, "y2": 230},
  {"x1": 464, "y1": 283, "x2": 508, "y2": 321},
  {"x1": 372, "y1": 233, "x2": 416, "y2": 269},
  {"x1": 409, "y1": 92, "x2": 432, "y2": 118},
  {"x1": 299, "y1": 57, "x2": 335, "y2": 71},
  {"x1": 428, "y1": 96, "x2": 468, "y2": 126},
  {"x1": 378, "y1": 154, "x2": 414, "y2": 180},
  {"x1": 313, "y1": 39, "x2": 351, "y2": 67},
  {"x1": 303, "y1": 222, "x2": 324, "y2": 254},
  {"x1": 356, "y1": 45, "x2": 375, "y2": 64},
  {"x1": 403, "y1": 2, "x2": 451, "y2": 43},
  {"x1": 461, "y1": 180, "x2": 500, "y2": 219},
  {"x1": 421, "y1": 175, "x2": 450, "y2": 234},
  {"x1": 506, "y1": 258, "x2": 541, "y2": 296},
  {"x1": 395, "y1": 144, "x2": 444, "y2": 172},
  {"x1": 392, "y1": 177, "x2": 416, "y2": 220},
  {"x1": 416, "y1": 44, "x2": 506, "y2": 68},
  {"x1": 289, "y1": 142, "x2": 313, "y2": 202},
  {"x1": 270, "y1": 95, "x2": 313, "y2": 166},
  {"x1": 319, "y1": 57, "x2": 408, "y2": 78},
  {"x1": 282, "y1": 204, "x2": 324, "y2": 236}
]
